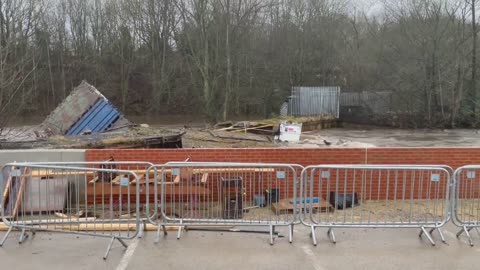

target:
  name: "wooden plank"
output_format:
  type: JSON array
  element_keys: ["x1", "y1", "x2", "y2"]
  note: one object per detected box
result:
[
  {"x1": 173, "y1": 175, "x2": 180, "y2": 183},
  {"x1": 11, "y1": 168, "x2": 28, "y2": 219},
  {"x1": 54, "y1": 212, "x2": 69, "y2": 218},
  {"x1": 130, "y1": 174, "x2": 145, "y2": 184},
  {"x1": 25, "y1": 167, "x2": 271, "y2": 178},
  {"x1": 122, "y1": 169, "x2": 272, "y2": 186},
  {"x1": 89, "y1": 176, "x2": 99, "y2": 184},
  {"x1": 110, "y1": 175, "x2": 121, "y2": 184},
  {"x1": 231, "y1": 124, "x2": 273, "y2": 133},
  {"x1": 27, "y1": 168, "x2": 166, "y2": 177},
  {"x1": 85, "y1": 183, "x2": 212, "y2": 204},
  {"x1": 271, "y1": 199, "x2": 333, "y2": 214},
  {"x1": 0, "y1": 222, "x2": 234, "y2": 232},
  {"x1": 2, "y1": 166, "x2": 14, "y2": 210},
  {"x1": 193, "y1": 168, "x2": 275, "y2": 173},
  {"x1": 218, "y1": 126, "x2": 235, "y2": 131},
  {"x1": 28, "y1": 169, "x2": 96, "y2": 177},
  {"x1": 8, "y1": 217, "x2": 97, "y2": 224},
  {"x1": 85, "y1": 184, "x2": 212, "y2": 195},
  {"x1": 200, "y1": 173, "x2": 209, "y2": 184}
]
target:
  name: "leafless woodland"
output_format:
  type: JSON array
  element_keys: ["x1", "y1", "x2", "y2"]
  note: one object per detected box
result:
[{"x1": 0, "y1": 0, "x2": 479, "y2": 128}]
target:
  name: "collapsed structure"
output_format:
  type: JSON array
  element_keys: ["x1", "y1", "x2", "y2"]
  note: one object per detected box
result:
[
  {"x1": 0, "y1": 81, "x2": 183, "y2": 149},
  {"x1": 41, "y1": 81, "x2": 131, "y2": 136}
]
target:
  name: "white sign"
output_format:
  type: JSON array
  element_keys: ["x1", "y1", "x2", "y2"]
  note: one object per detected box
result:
[
  {"x1": 279, "y1": 122, "x2": 302, "y2": 142},
  {"x1": 120, "y1": 177, "x2": 130, "y2": 186}
]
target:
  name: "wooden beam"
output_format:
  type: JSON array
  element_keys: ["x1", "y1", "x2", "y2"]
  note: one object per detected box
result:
[
  {"x1": 173, "y1": 175, "x2": 180, "y2": 183},
  {"x1": 0, "y1": 222, "x2": 234, "y2": 232},
  {"x1": 23, "y1": 167, "x2": 272, "y2": 178},
  {"x1": 88, "y1": 176, "x2": 99, "y2": 184},
  {"x1": 193, "y1": 168, "x2": 275, "y2": 173},
  {"x1": 11, "y1": 168, "x2": 28, "y2": 219},
  {"x1": 11, "y1": 217, "x2": 97, "y2": 224},
  {"x1": 200, "y1": 173, "x2": 209, "y2": 184},
  {"x1": 54, "y1": 212, "x2": 69, "y2": 218},
  {"x1": 230, "y1": 124, "x2": 273, "y2": 133},
  {"x1": 2, "y1": 166, "x2": 14, "y2": 211}
]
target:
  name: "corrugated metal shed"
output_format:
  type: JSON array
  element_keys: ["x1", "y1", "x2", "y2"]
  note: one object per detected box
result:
[
  {"x1": 66, "y1": 99, "x2": 121, "y2": 136},
  {"x1": 41, "y1": 81, "x2": 130, "y2": 136}
]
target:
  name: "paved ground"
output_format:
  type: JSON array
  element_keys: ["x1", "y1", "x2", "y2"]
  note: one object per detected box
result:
[{"x1": 1, "y1": 223, "x2": 479, "y2": 270}]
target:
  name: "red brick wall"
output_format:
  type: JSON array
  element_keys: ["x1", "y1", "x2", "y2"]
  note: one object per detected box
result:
[
  {"x1": 85, "y1": 148, "x2": 480, "y2": 201},
  {"x1": 86, "y1": 148, "x2": 480, "y2": 169}
]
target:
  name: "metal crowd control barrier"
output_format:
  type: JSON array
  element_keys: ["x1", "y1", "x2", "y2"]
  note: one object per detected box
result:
[
  {"x1": 146, "y1": 162, "x2": 299, "y2": 245},
  {"x1": 301, "y1": 165, "x2": 451, "y2": 246},
  {"x1": 165, "y1": 162, "x2": 306, "y2": 225},
  {"x1": 0, "y1": 163, "x2": 141, "y2": 259},
  {"x1": 452, "y1": 165, "x2": 480, "y2": 246},
  {"x1": 9, "y1": 161, "x2": 155, "y2": 238}
]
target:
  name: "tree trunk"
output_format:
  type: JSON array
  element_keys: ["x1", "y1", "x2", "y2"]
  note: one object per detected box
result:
[
  {"x1": 472, "y1": 0, "x2": 477, "y2": 122},
  {"x1": 222, "y1": 0, "x2": 231, "y2": 121}
]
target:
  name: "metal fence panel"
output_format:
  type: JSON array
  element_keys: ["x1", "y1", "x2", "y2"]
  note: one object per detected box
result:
[
  {"x1": 288, "y1": 86, "x2": 340, "y2": 118},
  {"x1": 0, "y1": 163, "x2": 141, "y2": 259},
  {"x1": 452, "y1": 165, "x2": 480, "y2": 246},
  {"x1": 1, "y1": 161, "x2": 155, "y2": 235},
  {"x1": 301, "y1": 165, "x2": 451, "y2": 246},
  {"x1": 145, "y1": 162, "x2": 300, "y2": 245}
]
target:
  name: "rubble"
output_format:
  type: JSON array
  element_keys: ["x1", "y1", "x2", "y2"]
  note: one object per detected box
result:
[
  {"x1": 0, "y1": 81, "x2": 184, "y2": 149},
  {"x1": 0, "y1": 81, "x2": 382, "y2": 149}
]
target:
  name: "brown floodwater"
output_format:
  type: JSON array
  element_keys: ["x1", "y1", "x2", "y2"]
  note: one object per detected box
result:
[{"x1": 5, "y1": 115, "x2": 480, "y2": 147}]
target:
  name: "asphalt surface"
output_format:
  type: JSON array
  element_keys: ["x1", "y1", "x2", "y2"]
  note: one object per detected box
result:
[{"x1": 0, "y1": 223, "x2": 479, "y2": 270}]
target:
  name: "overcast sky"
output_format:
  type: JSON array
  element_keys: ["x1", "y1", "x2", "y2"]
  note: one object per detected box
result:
[{"x1": 352, "y1": 0, "x2": 385, "y2": 16}]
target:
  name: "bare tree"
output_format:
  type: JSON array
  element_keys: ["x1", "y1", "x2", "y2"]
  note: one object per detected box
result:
[
  {"x1": 0, "y1": 0, "x2": 42, "y2": 132},
  {"x1": 0, "y1": 0, "x2": 479, "y2": 129}
]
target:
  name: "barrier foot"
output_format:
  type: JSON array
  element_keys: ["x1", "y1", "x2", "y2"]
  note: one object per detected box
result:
[
  {"x1": 154, "y1": 225, "x2": 167, "y2": 244},
  {"x1": 311, "y1": 226, "x2": 317, "y2": 246},
  {"x1": 137, "y1": 223, "x2": 144, "y2": 239},
  {"x1": 420, "y1": 227, "x2": 435, "y2": 246},
  {"x1": 0, "y1": 226, "x2": 13, "y2": 247},
  {"x1": 269, "y1": 225, "x2": 275, "y2": 245},
  {"x1": 154, "y1": 226, "x2": 160, "y2": 243},
  {"x1": 288, "y1": 225, "x2": 293, "y2": 243},
  {"x1": 177, "y1": 226, "x2": 183, "y2": 240},
  {"x1": 104, "y1": 237, "x2": 115, "y2": 260},
  {"x1": 18, "y1": 228, "x2": 29, "y2": 244},
  {"x1": 327, "y1": 228, "x2": 336, "y2": 244},
  {"x1": 455, "y1": 226, "x2": 472, "y2": 237},
  {"x1": 103, "y1": 237, "x2": 127, "y2": 260},
  {"x1": 431, "y1": 228, "x2": 447, "y2": 244},
  {"x1": 117, "y1": 238, "x2": 128, "y2": 248},
  {"x1": 457, "y1": 226, "x2": 474, "y2": 246}
]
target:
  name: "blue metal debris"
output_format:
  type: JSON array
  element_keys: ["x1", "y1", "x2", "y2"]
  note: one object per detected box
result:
[
  {"x1": 66, "y1": 99, "x2": 122, "y2": 136},
  {"x1": 41, "y1": 81, "x2": 130, "y2": 136}
]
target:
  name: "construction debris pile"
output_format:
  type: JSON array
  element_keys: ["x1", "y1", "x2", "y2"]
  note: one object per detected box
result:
[
  {"x1": 0, "y1": 81, "x2": 183, "y2": 149},
  {"x1": 41, "y1": 81, "x2": 132, "y2": 136},
  {"x1": 0, "y1": 81, "x2": 344, "y2": 149}
]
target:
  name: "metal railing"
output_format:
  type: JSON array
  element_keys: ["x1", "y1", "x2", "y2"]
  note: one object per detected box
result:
[
  {"x1": 2, "y1": 161, "x2": 156, "y2": 238},
  {"x1": 452, "y1": 165, "x2": 480, "y2": 246},
  {"x1": 145, "y1": 162, "x2": 299, "y2": 245},
  {"x1": 288, "y1": 86, "x2": 340, "y2": 118},
  {"x1": 5, "y1": 160, "x2": 479, "y2": 253},
  {"x1": 300, "y1": 165, "x2": 451, "y2": 246},
  {"x1": 0, "y1": 163, "x2": 141, "y2": 259}
]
